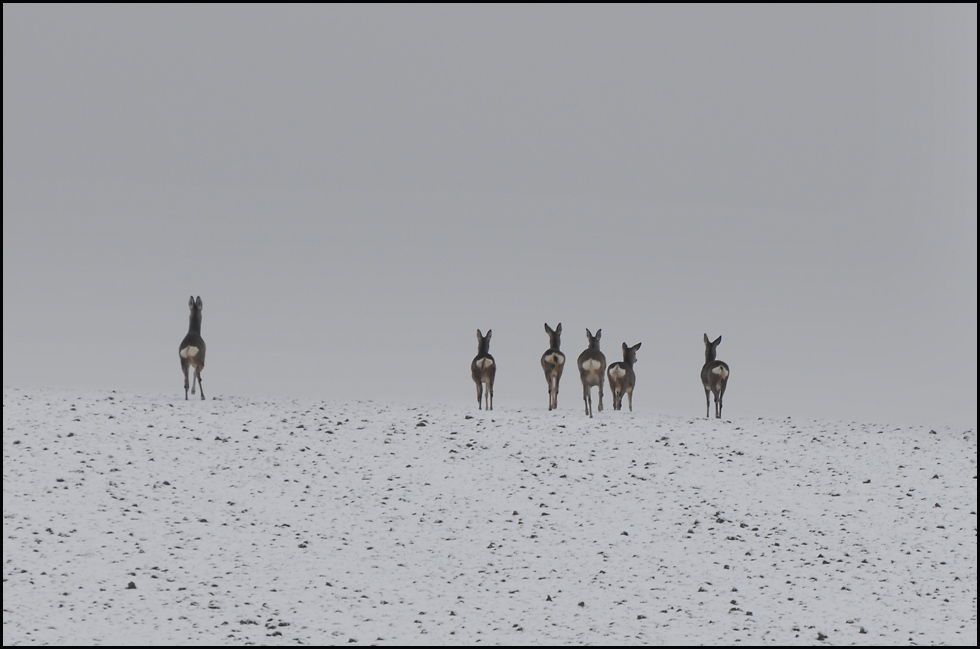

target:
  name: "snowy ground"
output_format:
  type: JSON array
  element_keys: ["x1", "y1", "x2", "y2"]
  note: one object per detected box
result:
[{"x1": 3, "y1": 387, "x2": 976, "y2": 645}]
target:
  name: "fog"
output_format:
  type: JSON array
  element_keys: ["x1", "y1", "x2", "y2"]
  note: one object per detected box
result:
[{"x1": 4, "y1": 5, "x2": 976, "y2": 427}]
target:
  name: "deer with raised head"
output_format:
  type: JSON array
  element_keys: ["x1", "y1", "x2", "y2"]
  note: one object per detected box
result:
[
  {"x1": 541, "y1": 322, "x2": 565, "y2": 411},
  {"x1": 608, "y1": 342, "x2": 641, "y2": 412},
  {"x1": 471, "y1": 329, "x2": 495, "y2": 410},
  {"x1": 179, "y1": 296, "x2": 207, "y2": 400},
  {"x1": 700, "y1": 333, "x2": 729, "y2": 418},
  {"x1": 577, "y1": 328, "x2": 606, "y2": 418}
]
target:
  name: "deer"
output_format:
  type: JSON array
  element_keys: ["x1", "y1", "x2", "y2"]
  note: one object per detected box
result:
[
  {"x1": 577, "y1": 328, "x2": 606, "y2": 418},
  {"x1": 608, "y1": 342, "x2": 641, "y2": 411},
  {"x1": 179, "y1": 296, "x2": 207, "y2": 400},
  {"x1": 541, "y1": 322, "x2": 565, "y2": 411},
  {"x1": 471, "y1": 328, "x2": 495, "y2": 410},
  {"x1": 700, "y1": 333, "x2": 729, "y2": 418}
]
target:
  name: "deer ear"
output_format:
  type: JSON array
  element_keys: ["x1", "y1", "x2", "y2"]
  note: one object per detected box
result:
[
  {"x1": 485, "y1": 329, "x2": 492, "y2": 340},
  {"x1": 633, "y1": 342, "x2": 642, "y2": 351},
  {"x1": 544, "y1": 323, "x2": 552, "y2": 335},
  {"x1": 704, "y1": 333, "x2": 709, "y2": 345},
  {"x1": 595, "y1": 329, "x2": 601, "y2": 339},
  {"x1": 555, "y1": 323, "x2": 562, "y2": 334},
  {"x1": 623, "y1": 342, "x2": 628, "y2": 352},
  {"x1": 476, "y1": 329, "x2": 483, "y2": 340},
  {"x1": 196, "y1": 296, "x2": 203, "y2": 309},
  {"x1": 714, "y1": 336, "x2": 722, "y2": 346},
  {"x1": 585, "y1": 328, "x2": 592, "y2": 339},
  {"x1": 189, "y1": 296, "x2": 196, "y2": 309}
]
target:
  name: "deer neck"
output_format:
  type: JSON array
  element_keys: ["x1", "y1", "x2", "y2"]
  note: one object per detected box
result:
[{"x1": 188, "y1": 312, "x2": 202, "y2": 336}]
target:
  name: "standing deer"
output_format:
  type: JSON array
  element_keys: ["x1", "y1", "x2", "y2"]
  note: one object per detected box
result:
[
  {"x1": 608, "y1": 342, "x2": 641, "y2": 411},
  {"x1": 179, "y1": 296, "x2": 207, "y2": 400},
  {"x1": 541, "y1": 322, "x2": 565, "y2": 411},
  {"x1": 471, "y1": 329, "x2": 495, "y2": 410},
  {"x1": 577, "y1": 328, "x2": 606, "y2": 418},
  {"x1": 700, "y1": 333, "x2": 729, "y2": 418}
]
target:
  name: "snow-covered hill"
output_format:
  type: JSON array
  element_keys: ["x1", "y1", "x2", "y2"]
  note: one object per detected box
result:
[{"x1": 3, "y1": 387, "x2": 976, "y2": 644}]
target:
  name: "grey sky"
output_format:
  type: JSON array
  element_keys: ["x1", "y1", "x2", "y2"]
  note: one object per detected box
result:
[{"x1": 3, "y1": 5, "x2": 976, "y2": 427}]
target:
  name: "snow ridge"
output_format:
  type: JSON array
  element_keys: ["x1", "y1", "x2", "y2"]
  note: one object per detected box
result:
[{"x1": 3, "y1": 387, "x2": 976, "y2": 644}]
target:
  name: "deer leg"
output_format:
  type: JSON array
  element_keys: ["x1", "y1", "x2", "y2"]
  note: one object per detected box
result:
[
  {"x1": 583, "y1": 383, "x2": 592, "y2": 417},
  {"x1": 488, "y1": 379, "x2": 493, "y2": 411},
  {"x1": 476, "y1": 381, "x2": 483, "y2": 410},
  {"x1": 704, "y1": 388, "x2": 711, "y2": 418},
  {"x1": 598, "y1": 378, "x2": 604, "y2": 412},
  {"x1": 197, "y1": 369, "x2": 205, "y2": 401},
  {"x1": 181, "y1": 357, "x2": 191, "y2": 400},
  {"x1": 627, "y1": 386, "x2": 633, "y2": 412}
]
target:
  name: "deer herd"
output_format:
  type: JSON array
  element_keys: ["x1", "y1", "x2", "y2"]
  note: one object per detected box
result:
[
  {"x1": 471, "y1": 323, "x2": 730, "y2": 418},
  {"x1": 178, "y1": 298, "x2": 730, "y2": 418}
]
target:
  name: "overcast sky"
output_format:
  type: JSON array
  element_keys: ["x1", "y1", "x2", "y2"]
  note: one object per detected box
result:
[{"x1": 3, "y1": 5, "x2": 976, "y2": 427}]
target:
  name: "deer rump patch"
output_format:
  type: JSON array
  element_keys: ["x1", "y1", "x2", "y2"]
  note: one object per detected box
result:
[
  {"x1": 543, "y1": 353, "x2": 565, "y2": 366},
  {"x1": 474, "y1": 358, "x2": 495, "y2": 370},
  {"x1": 581, "y1": 359, "x2": 602, "y2": 372},
  {"x1": 711, "y1": 366, "x2": 729, "y2": 378},
  {"x1": 609, "y1": 366, "x2": 627, "y2": 380},
  {"x1": 180, "y1": 346, "x2": 200, "y2": 359}
]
